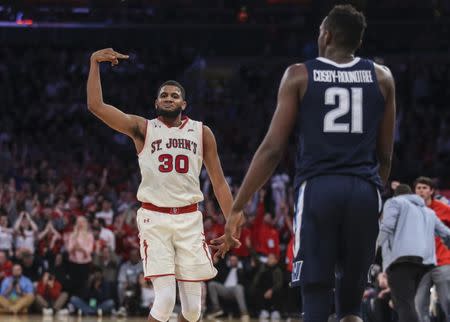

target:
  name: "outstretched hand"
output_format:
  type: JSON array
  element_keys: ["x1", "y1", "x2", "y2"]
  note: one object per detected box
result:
[
  {"x1": 210, "y1": 210, "x2": 245, "y2": 260},
  {"x1": 91, "y1": 48, "x2": 129, "y2": 66}
]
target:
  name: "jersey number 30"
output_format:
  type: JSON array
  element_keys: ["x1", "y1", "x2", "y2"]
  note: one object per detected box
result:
[
  {"x1": 158, "y1": 154, "x2": 189, "y2": 173},
  {"x1": 323, "y1": 87, "x2": 363, "y2": 133}
]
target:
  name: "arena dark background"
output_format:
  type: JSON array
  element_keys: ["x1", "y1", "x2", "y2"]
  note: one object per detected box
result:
[{"x1": 0, "y1": 0, "x2": 449, "y2": 320}]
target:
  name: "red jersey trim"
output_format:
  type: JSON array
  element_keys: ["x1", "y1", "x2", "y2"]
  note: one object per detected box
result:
[
  {"x1": 202, "y1": 240, "x2": 214, "y2": 269},
  {"x1": 179, "y1": 117, "x2": 190, "y2": 129},
  {"x1": 143, "y1": 239, "x2": 149, "y2": 270}
]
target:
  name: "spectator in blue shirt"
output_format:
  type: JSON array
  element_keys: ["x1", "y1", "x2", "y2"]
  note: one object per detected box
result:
[{"x1": 0, "y1": 263, "x2": 35, "y2": 313}]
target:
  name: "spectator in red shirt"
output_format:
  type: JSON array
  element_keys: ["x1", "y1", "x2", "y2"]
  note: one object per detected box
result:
[
  {"x1": 232, "y1": 225, "x2": 252, "y2": 258},
  {"x1": 250, "y1": 190, "x2": 280, "y2": 260},
  {"x1": 37, "y1": 221, "x2": 62, "y2": 258},
  {"x1": 35, "y1": 271, "x2": 69, "y2": 315},
  {"x1": 0, "y1": 251, "x2": 12, "y2": 283},
  {"x1": 285, "y1": 237, "x2": 294, "y2": 273},
  {"x1": 414, "y1": 176, "x2": 450, "y2": 322},
  {"x1": 204, "y1": 216, "x2": 224, "y2": 244}
]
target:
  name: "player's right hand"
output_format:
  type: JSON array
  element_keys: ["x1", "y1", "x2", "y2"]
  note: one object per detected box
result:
[
  {"x1": 210, "y1": 231, "x2": 241, "y2": 260},
  {"x1": 90, "y1": 48, "x2": 129, "y2": 66},
  {"x1": 210, "y1": 210, "x2": 243, "y2": 260}
]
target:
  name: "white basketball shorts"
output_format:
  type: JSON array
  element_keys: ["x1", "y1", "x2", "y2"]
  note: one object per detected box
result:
[{"x1": 136, "y1": 207, "x2": 217, "y2": 281}]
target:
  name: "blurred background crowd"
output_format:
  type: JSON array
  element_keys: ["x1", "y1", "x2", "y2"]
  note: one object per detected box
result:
[{"x1": 1, "y1": 0, "x2": 450, "y2": 320}]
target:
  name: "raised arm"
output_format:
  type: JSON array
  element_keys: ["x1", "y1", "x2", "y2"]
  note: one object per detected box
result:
[
  {"x1": 375, "y1": 64, "x2": 396, "y2": 185},
  {"x1": 202, "y1": 125, "x2": 233, "y2": 219},
  {"x1": 13, "y1": 212, "x2": 25, "y2": 231},
  {"x1": 38, "y1": 223, "x2": 50, "y2": 241},
  {"x1": 26, "y1": 213, "x2": 39, "y2": 233},
  {"x1": 87, "y1": 48, "x2": 147, "y2": 153}
]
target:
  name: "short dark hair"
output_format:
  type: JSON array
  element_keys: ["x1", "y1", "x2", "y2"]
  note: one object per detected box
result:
[
  {"x1": 157, "y1": 80, "x2": 185, "y2": 100},
  {"x1": 394, "y1": 184, "x2": 412, "y2": 196},
  {"x1": 324, "y1": 4, "x2": 367, "y2": 51},
  {"x1": 413, "y1": 176, "x2": 435, "y2": 190}
]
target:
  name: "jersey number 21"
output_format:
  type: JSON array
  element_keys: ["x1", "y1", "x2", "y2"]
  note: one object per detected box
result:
[{"x1": 323, "y1": 87, "x2": 363, "y2": 133}]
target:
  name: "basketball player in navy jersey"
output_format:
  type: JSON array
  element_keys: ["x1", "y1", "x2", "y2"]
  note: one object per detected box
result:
[{"x1": 213, "y1": 5, "x2": 396, "y2": 322}]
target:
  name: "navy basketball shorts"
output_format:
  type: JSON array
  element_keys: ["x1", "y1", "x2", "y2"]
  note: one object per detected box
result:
[{"x1": 292, "y1": 175, "x2": 381, "y2": 318}]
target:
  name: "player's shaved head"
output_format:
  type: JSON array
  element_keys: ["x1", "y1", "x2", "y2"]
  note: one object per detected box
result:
[{"x1": 324, "y1": 4, "x2": 367, "y2": 52}]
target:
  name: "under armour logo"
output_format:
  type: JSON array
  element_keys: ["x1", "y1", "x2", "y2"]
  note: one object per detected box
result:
[
  {"x1": 188, "y1": 129, "x2": 194, "y2": 132},
  {"x1": 143, "y1": 218, "x2": 150, "y2": 223},
  {"x1": 171, "y1": 208, "x2": 178, "y2": 214}
]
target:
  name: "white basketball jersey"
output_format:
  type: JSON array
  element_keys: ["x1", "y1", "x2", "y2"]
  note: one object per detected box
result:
[{"x1": 136, "y1": 117, "x2": 204, "y2": 207}]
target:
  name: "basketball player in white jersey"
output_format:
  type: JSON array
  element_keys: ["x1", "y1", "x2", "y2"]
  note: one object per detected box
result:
[{"x1": 87, "y1": 48, "x2": 234, "y2": 322}]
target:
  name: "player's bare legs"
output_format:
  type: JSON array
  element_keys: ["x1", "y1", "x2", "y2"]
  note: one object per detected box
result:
[{"x1": 340, "y1": 316, "x2": 363, "y2": 322}]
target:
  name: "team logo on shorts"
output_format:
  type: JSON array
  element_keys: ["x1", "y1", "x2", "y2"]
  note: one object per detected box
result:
[{"x1": 291, "y1": 260, "x2": 303, "y2": 287}]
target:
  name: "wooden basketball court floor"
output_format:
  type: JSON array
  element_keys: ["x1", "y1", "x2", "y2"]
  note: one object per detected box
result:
[{"x1": 0, "y1": 316, "x2": 304, "y2": 322}]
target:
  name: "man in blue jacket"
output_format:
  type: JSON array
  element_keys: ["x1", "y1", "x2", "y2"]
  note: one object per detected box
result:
[
  {"x1": 0, "y1": 263, "x2": 35, "y2": 313},
  {"x1": 377, "y1": 184, "x2": 450, "y2": 322}
]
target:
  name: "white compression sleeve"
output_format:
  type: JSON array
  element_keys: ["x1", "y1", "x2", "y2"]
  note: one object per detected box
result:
[
  {"x1": 150, "y1": 276, "x2": 177, "y2": 322},
  {"x1": 178, "y1": 281, "x2": 202, "y2": 322}
]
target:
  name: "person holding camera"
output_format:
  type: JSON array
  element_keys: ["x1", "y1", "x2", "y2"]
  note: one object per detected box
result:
[
  {"x1": 35, "y1": 271, "x2": 69, "y2": 316},
  {"x1": 0, "y1": 263, "x2": 34, "y2": 313},
  {"x1": 69, "y1": 266, "x2": 115, "y2": 316}
]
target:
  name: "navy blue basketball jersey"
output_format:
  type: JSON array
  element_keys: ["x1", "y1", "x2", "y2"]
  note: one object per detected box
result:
[{"x1": 294, "y1": 57, "x2": 385, "y2": 190}]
